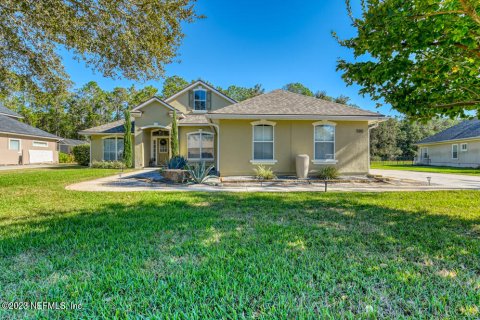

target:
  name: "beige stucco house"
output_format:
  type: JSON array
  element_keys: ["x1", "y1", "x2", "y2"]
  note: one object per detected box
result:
[
  {"x1": 0, "y1": 105, "x2": 60, "y2": 166},
  {"x1": 80, "y1": 81, "x2": 386, "y2": 176},
  {"x1": 416, "y1": 119, "x2": 480, "y2": 168}
]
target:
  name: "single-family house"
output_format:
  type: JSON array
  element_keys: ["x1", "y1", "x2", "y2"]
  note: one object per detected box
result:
[
  {"x1": 416, "y1": 119, "x2": 480, "y2": 168},
  {"x1": 0, "y1": 104, "x2": 60, "y2": 165},
  {"x1": 79, "y1": 81, "x2": 386, "y2": 176}
]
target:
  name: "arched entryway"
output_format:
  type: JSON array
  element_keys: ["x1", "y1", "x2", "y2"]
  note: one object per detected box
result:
[{"x1": 151, "y1": 129, "x2": 170, "y2": 166}]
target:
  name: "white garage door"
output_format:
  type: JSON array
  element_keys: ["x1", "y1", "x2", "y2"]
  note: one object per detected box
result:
[{"x1": 29, "y1": 150, "x2": 54, "y2": 163}]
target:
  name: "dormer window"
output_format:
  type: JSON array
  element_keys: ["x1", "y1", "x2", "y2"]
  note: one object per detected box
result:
[{"x1": 194, "y1": 89, "x2": 207, "y2": 111}]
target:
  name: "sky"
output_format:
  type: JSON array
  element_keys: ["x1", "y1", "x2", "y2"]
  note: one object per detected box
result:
[{"x1": 61, "y1": 0, "x2": 395, "y2": 116}]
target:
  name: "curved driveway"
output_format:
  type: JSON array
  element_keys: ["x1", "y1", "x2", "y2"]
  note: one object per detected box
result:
[{"x1": 370, "y1": 169, "x2": 480, "y2": 190}]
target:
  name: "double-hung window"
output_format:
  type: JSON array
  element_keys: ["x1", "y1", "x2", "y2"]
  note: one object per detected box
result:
[
  {"x1": 314, "y1": 124, "x2": 335, "y2": 161},
  {"x1": 187, "y1": 131, "x2": 214, "y2": 160},
  {"x1": 452, "y1": 144, "x2": 458, "y2": 159},
  {"x1": 194, "y1": 89, "x2": 207, "y2": 111},
  {"x1": 461, "y1": 143, "x2": 468, "y2": 152},
  {"x1": 253, "y1": 124, "x2": 274, "y2": 161},
  {"x1": 103, "y1": 137, "x2": 124, "y2": 161},
  {"x1": 421, "y1": 147, "x2": 428, "y2": 160}
]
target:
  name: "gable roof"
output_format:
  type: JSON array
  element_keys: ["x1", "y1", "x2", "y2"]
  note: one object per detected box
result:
[
  {"x1": 178, "y1": 114, "x2": 209, "y2": 125},
  {"x1": 164, "y1": 80, "x2": 237, "y2": 104},
  {"x1": 0, "y1": 115, "x2": 59, "y2": 139},
  {"x1": 208, "y1": 90, "x2": 385, "y2": 120},
  {"x1": 131, "y1": 97, "x2": 177, "y2": 113},
  {"x1": 417, "y1": 119, "x2": 480, "y2": 144},
  {"x1": 78, "y1": 119, "x2": 135, "y2": 135},
  {"x1": 0, "y1": 104, "x2": 23, "y2": 119}
]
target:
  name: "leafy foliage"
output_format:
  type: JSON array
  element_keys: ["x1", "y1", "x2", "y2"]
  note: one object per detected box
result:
[
  {"x1": 253, "y1": 165, "x2": 277, "y2": 180},
  {"x1": 72, "y1": 144, "x2": 90, "y2": 166},
  {"x1": 370, "y1": 117, "x2": 459, "y2": 159},
  {"x1": 283, "y1": 83, "x2": 314, "y2": 97},
  {"x1": 123, "y1": 110, "x2": 133, "y2": 168},
  {"x1": 335, "y1": 0, "x2": 480, "y2": 119},
  {"x1": 317, "y1": 166, "x2": 339, "y2": 180},
  {"x1": 59, "y1": 152, "x2": 74, "y2": 164},
  {"x1": 0, "y1": 0, "x2": 200, "y2": 99},
  {"x1": 186, "y1": 161, "x2": 216, "y2": 184},
  {"x1": 171, "y1": 110, "x2": 179, "y2": 157},
  {"x1": 91, "y1": 161, "x2": 126, "y2": 169},
  {"x1": 222, "y1": 84, "x2": 265, "y2": 102},
  {"x1": 167, "y1": 156, "x2": 188, "y2": 170},
  {"x1": 161, "y1": 76, "x2": 190, "y2": 98}
]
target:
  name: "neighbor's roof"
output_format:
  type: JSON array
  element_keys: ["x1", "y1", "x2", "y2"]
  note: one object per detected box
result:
[
  {"x1": 0, "y1": 114, "x2": 59, "y2": 139},
  {"x1": 60, "y1": 138, "x2": 88, "y2": 146},
  {"x1": 178, "y1": 114, "x2": 209, "y2": 125},
  {"x1": 78, "y1": 119, "x2": 135, "y2": 135},
  {"x1": 208, "y1": 90, "x2": 385, "y2": 119},
  {"x1": 417, "y1": 119, "x2": 480, "y2": 144},
  {"x1": 0, "y1": 104, "x2": 23, "y2": 119}
]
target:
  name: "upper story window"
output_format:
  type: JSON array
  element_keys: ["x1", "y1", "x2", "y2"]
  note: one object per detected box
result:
[
  {"x1": 314, "y1": 124, "x2": 335, "y2": 160},
  {"x1": 194, "y1": 89, "x2": 207, "y2": 111}
]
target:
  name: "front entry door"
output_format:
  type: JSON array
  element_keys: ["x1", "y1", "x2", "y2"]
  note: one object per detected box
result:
[{"x1": 157, "y1": 138, "x2": 169, "y2": 165}]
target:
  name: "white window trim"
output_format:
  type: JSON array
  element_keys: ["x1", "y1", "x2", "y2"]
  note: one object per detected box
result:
[
  {"x1": 8, "y1": 138, "x2": 21, "y2": 153},
  {"x1": 193, "y1": 88, "x2": 207, "y2": 112},
  {"x1": 452, "y1": 144, "x2": 458, "y2": 159},
  {"x1": 187, "y1": 130, "x2": 215, "y2": 161},
  {"x1": 102, "y1": 136, "x2": 123, "y2": 161},
  {"x1": 312, "y1": 121, "x2": 337, "y2": 164},
  {"x1": 251, "y1": 120, "x2": 276, "y2": 163},
  {"x1": 461, "y1": 143, "x2": 468, "y2": 152},
  {"x1": 32, "y1": 140, "x2": 49, "y2": 148}
]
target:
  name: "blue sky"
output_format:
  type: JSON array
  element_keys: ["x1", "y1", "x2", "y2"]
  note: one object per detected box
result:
[{"x1": 62, "y1": 0, "x2": 394, "y2": 115}]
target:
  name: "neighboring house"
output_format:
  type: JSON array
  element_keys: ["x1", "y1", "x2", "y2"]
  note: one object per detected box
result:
[
  {"x1": 0, "y1": 105, "x2": 60, "y2": 165},
  {"x1": 59, "y1": 138, "x2": 88, "y2": 154},
  {"x1": 79, "y1": 80, "x2": 386, "y2": 176},
  {"x1": 416, "y1": 119, "x2": 480, "y2": 168}
]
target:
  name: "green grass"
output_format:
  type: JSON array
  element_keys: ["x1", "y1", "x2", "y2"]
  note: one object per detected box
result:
[
  {"x1": 1, "y1": 168, "x2": 480, "y2": 318},
  {"x1": 371, "y1": 162, "x2": 480, "y2": 176}
]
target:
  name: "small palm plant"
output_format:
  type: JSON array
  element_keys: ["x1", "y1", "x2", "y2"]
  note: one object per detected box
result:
[
  {"x1": 253, "y1": 165, "x2": 276, "y2": 180},
  {"x1": 186, "y1": 161, "x2": 216, "y2": 184}
]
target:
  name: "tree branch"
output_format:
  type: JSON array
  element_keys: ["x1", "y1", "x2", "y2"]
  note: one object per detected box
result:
[{"x1": 434, "y1": 101, "x2": 480, "y2": 108}]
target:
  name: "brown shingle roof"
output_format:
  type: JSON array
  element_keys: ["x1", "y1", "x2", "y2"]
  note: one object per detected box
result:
[
  {"x1": 210, "y1": 90, "x2": 384, "y2": 117},
  {"x1": 78, "y1": 119, "x2": 135, "y2": 135},
  {"x1": 178, "y1": 114, "x2": 209, "y2": 125}
]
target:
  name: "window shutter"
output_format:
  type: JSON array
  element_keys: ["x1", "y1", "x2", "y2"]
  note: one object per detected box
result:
[
  {"x1": 207, "y1": 91, "x2": 212, "y2": 110},
  {"x1": 189, "y1": 90, "x2": 194, "y2": 109}
]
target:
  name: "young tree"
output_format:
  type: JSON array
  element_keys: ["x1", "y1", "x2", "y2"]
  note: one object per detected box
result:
[
  {"x1": 170, "y1": 110, "x2": 179, "y2": 157},
  {"x1": 0, "y1": 0, "x2": 200, "y2": 98},
  {"x1": 336, "y1": 0, "x2": 480, "y2": 119},
  {"x1": 123, "y1": 110, "x2": 133, "y2": 168}
]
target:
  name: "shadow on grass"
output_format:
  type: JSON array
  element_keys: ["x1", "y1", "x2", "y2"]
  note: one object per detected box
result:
[{"x1": 1, "y1": 193, "x2": 479, "y2": 318}]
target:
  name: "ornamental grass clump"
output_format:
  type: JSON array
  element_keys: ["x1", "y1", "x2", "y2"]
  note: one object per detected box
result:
[
  {"x1": 254, "y1": 165, "x2": 276, "y2": 180},
  {"x1": 317, "y1": 166, "x2": 339, "y2": 180}
]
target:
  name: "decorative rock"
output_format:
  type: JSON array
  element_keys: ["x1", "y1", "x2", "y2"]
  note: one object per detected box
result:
[{"x1": 163, "y1": 169, "x2": 188, "y2": 183}]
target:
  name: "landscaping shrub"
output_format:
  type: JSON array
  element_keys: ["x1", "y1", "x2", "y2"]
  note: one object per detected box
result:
[
  {"x1": 72, "y1": 144, "x2": 90, "y2": 166},
  {"x1": 317, "y1": 166, "x2": 339, "y2": 180},
  {"x1": 91, "y1": 161, "x2": 126, "y2": 169},
  {"x1": 186, "y1": 161, "x2": 215, "y2": 184},
  {"x1": 59, "y1": 152, "x2": 74, "y2": 163},
  {"x1": 167, "y1": 155, "x2": 188, "y2": 169},
  {"x1": 253, "y1": 165, "x2": 276, "y2": 180}
]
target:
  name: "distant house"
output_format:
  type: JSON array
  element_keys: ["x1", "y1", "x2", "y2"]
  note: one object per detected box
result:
[
  {"x1": 416, "y1": 119, "x2": 480, "y2": 168},
  {"x1": 80, "y1": 80, "x2": 386, "y2": 176},
  {"x1": 59, "y1": 138, "x2": 88, "y2": 154},
  {"x1": 0, "y1": 104, "x2": 60, "y2": 165}
]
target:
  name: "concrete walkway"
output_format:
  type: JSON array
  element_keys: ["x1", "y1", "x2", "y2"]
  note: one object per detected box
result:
[
  {"x1": 370, "y1": 169, "x2": 480, "y2": 190},
  {"x1": 66, "y1": 168, "x2": 480, "y2": 192}
]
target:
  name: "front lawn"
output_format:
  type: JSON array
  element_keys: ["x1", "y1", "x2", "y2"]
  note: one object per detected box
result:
[
  {"x1": 371, "y1": 162, "x2": 480, "y2": 176},
  {"x1": 1, "y1": 168, "x2": 479, "y2": 318}
]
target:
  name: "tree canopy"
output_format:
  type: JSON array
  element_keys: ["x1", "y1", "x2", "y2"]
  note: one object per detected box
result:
[
  {"x1": 0, "y1": 0, "x2": 200, "y2": 98},
  {"x1": 336, "y1": 0, "x2": 480, "y2": 119}
]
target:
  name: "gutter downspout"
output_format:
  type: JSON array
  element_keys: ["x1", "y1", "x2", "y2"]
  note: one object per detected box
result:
[{"x1": 207, "y1": 122, "x2": 220, "y2": 175}]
